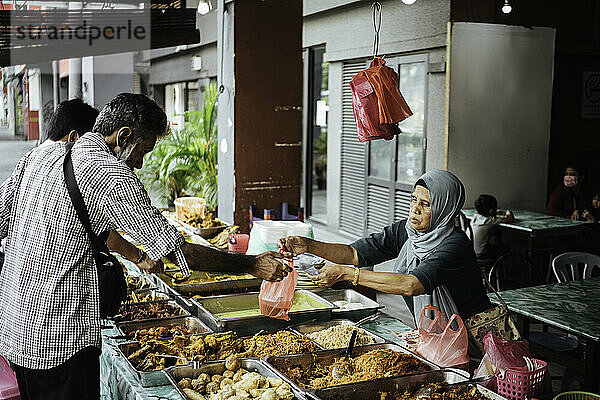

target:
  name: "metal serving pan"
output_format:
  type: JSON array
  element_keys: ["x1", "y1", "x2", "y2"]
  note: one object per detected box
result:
[
  {"x1": 117, "y1": 341, "x2": 176, "y2": 387},
  {"x1": 263, "y1": 343, "x2": 439, "y2": 393},
  {"x1": 113, "y1": 299, "x2": 190, "y2": 324},
  {"x1": 318, "y1": 289, "x2": 384, "y2": 322},
  {"x1": 164, "y1": 359, "x2": 307, "y2": 400},
  {"x1": 308, "y1": 369, "x2": 470, "y2": 400},
  {"x1": 192, "y1": 290, "x2": 337, "y2": 336},
  {"x1": 125, "y1": 288, "x2": 171, "y2": 304},
  {"x1": 154, "y1": 271, "x2": 262, "y2": 298},
  {"x1": 115, "y1": 315, "x2": 212, "y2": 337},
  {"x1": 291, "y1": 319, "x2": 387, "y2": 348},
  {"x1": 152, "y1": 275, "x2": 196, "y2": 313},
  {"x1": 179, "y1": 219, "x2": 228, "y2": 239}
]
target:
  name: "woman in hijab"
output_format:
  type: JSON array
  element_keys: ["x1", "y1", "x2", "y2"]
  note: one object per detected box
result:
[{"x1": 279, "y1": 170, "x2": 491, "y2": 322}]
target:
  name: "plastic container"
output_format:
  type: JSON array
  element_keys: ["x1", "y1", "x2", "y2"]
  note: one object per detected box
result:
[
  {"x1": 227, "y1": 234, "x2": 250, "y2": 253},
  {"x1": 553, "y1": 392, "x2": 600, "y2": 400},
  {"x1": 496, "y1": 359, "x2": 547, "y2": 400},
  {"x1": 282, "y1": 221, "x2": 312, "y2": 237},
  {"x1": 0, "y1": 356, "x2": 20, "y2": 400},
  {"x1": 173, "y1": 197, "x2": 206, "y2": 221}
]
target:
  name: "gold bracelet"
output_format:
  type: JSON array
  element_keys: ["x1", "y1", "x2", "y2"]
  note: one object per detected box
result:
[{"x1": 352, "y1": 267, "x2": 360, "y2": 286}]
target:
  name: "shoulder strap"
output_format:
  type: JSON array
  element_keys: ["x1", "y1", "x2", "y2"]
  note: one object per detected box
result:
[{"x1": 63, "y1": 142, "x2": 101, "y2": 254}]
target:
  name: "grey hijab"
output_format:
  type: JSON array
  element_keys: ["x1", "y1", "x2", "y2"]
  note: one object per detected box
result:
[{"x1": 394, "y1": 170, "x2": 466, "y2": 324}]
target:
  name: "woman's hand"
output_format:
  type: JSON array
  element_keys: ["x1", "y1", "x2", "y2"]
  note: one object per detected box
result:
[
  {"x1": 582, "y1": 210, "x2": 595, "y2": 222},
  {"x1": 278, "y1": 236, "x2": 311, "y2": 259},
  {"x1": 309, "y1": 264, "x2": 351, "y2": 287}
]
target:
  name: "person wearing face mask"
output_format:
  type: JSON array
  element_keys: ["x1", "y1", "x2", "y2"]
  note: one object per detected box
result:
[
  {"x1": 0, "y1": 93, "x2": 288, "y2": 400},
  {"x1": 279, "y1": 170, "x2": 491, "y2": 323},
  {"x1": 546, "y1": 160, "x2": 592, "y2": 220}
]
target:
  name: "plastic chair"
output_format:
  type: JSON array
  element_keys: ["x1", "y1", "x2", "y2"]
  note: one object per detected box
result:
[
  {"x1": 552, "y1": 252, "x2": 600, "y2": 283},
  {"x1": 488, "y1": 253, "x2": 543, "y2": 292},
  {"x1": 456, "y1": 211, "x2": 474, "y2": 245}
]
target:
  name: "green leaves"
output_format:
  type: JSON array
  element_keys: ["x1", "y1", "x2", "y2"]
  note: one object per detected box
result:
[{"x1": 138, "y1": 82, "x2": 219, "y2": 209}]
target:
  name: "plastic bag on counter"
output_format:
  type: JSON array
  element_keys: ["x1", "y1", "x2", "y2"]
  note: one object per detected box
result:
[
  {"x1": 259, "y1": 264, "x2": 299, "y2": 321},
  {"x1": 350, "y1": 57, "x2": 412, "y2": 142},
  {"x1": 475, "y1": 330, "x2": 531, "y2": 388},
  {"x1": 416, "y1": 305, "x2": 469, "y2": 368}
]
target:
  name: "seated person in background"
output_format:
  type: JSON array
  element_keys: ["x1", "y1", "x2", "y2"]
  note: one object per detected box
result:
[
  {"x1": 471, "y1": 194, "x2": 513, "y2": 259},
  {"x1": 546, "y1": 160, "x2": 591, "y2": 220},
  {"x1": 582, "y1": 190, "x2": 600, "y2": 223},
  {"x1": 39, "y1": 98, "x2": 99, "y2": 146}
]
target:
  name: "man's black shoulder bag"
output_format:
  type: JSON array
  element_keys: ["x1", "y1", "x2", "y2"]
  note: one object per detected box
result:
[{"x1": 63, "y1": 143, "x2": 127, "y2": 318}]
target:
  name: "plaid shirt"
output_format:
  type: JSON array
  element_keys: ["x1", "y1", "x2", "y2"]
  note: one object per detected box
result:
[{"x1": 0, "y1": 132, "x2": 190, "y2": 369}]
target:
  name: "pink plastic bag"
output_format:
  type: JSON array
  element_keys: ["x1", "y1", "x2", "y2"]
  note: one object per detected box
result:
[
  {"x1": 258, "y1": 267, "x2": 298, "y2": 321},
  {"x1": 416, "y1": 305, "x2": 469, "y2": 368},
  {"x1": 476, "y1": 331, "x2": 532, "y2": 390}
]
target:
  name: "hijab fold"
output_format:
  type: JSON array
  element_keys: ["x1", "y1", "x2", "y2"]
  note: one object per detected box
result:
[{"x1": 393, "y1": 170, "x2": 466, "y2": 323}]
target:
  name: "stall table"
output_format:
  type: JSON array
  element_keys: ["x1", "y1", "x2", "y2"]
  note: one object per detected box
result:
[
  {"x1": 490, "y1": 278, "x2": 600, "y2": 391},
  {"x1": 99, "y1": 313, "x2": 414, "y2": 399}
]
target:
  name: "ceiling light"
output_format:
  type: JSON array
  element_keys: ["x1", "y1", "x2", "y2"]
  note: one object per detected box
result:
[
  {"x1": 502, "y1": 0, "x2": 512, "y2": 14},
  {"x1": 197, "y1": 0, "x2": 211, "y2": 15},
  {"x1": 401, "y1": 0, "x2": 417, "y2": 4}
]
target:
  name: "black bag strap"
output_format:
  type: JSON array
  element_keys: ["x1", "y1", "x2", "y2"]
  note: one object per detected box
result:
[{"x1": 63, "y1": 142, "x2": 102, "y2": 256}]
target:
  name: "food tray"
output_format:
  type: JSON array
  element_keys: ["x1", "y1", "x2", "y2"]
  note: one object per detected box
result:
[
  {"x1": 291, "y1": 319, "x2": 387, "y2": 347},
  {"x1": 263, "y1": 343, "x2": 440, "y2": 393},
  {"x1": 154, "y1": 271, "x2": 262, "y2": 298},
  {"x1": 164, "y1": 359, "x2": 307, "y2": 400},
  {"x1": 125, "y1": 273, "x2": 154, "y2": 292},
  {"x1": 308, "y1": 369, "x2": 470, "y2": 400},
  {"x1": 115, "y1": 315, "x2": 212, "y2": 337},
  {"x1": 179, "y1": 219, "x2": 228, "y2": 239},
  {"x1": 125, "y1": 288, "x2": 171, "y2": 304},
  {"x1": 113, "y1": 299, "x2": 190, "y2": 324},
  {"x1": 193, "y1": 290, "x2": 337, "y2": 336},
  {"x1": 117, "y1": 341, "x2": 176, "y2": 387},
  {"x1": 318, "y1": 289, "x2": 384, "y2": 322},
  {"x1": 152, "y1": 274, "x2": 196, "y2": 313}
]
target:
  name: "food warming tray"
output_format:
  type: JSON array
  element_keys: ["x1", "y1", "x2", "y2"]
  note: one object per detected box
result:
[
  {"x1": 263, "y1": 343, "x2": 440, "y2": 393},
  {"x1": 308, "y1": 369, "x2": 471, "y2": 400},
  {"x1": 192, "y1": 290, "x2": 337, "y2": 336},
  {"x1": 113, "y1": 299, "x2": 190, "y2": 324},
  {"x1": 115, "y1": 315, "x2": 212, "y2": 337},
  {"x1": 154, "y1": 271, "x2": 262, "y2": 298},
  {"x1": 318, "y1": 289, "x2": 384, "y2": 322},
  {"x1": 164, "y1": 359, "x2": 307, "y2": 400},
  {"x1": 291, "y1": 319, "x2": 387, "y2": 347}
]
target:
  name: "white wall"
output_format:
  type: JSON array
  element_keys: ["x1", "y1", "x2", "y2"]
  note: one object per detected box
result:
[{"x1": 447, "y1": 23, "x2": 556, "y2": 211}]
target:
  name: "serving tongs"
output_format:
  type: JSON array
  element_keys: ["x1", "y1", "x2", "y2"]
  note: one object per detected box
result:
[{"x1": 415, "y1": 375, "x2": 495, "y2": 399}]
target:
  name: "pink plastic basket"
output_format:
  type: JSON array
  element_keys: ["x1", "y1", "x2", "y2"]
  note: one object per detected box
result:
[
  {"x1": 496, "y1": 359, "x2": 547, "y2": 400},
  {"x1": 228, "y1": 234, "x2": 250, "y2": 254}
]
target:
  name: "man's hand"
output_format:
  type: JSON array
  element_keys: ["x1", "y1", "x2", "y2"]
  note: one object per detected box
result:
[
  {"x1": 252, "y1": 251, "x2": 291, "y2": 282},
  {"x1": 571, "y1": 210, "x2": 580, "y2": 220},
  {"x1": 278, "y1": 236, "x2": 310, "y2": 259},
  {"x1": 136, "y1": 253, "x2": 164, "y2": 274},
  {"x1": 309, "y1": 264, "x2": 350, "y2": 287},
  {"x1": 582, "y1": 209, "x2": 595, "y2": 222}
]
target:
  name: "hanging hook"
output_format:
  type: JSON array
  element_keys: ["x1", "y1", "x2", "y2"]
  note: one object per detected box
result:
[{"x1": 371, "y1": 2, "x2": 382, "y2": 58}]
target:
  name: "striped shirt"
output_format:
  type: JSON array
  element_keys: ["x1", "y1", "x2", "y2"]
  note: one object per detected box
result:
[{"x1": 0, "y1": 132, "x2": 190, "y2": 369}]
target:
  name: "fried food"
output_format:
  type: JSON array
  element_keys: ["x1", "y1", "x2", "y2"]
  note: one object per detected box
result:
[
  {"x1": 114, "y1": 302, "x2": 183, "y2": 322},
  {"x1": 386, "y1": 384, "x2": 489, "y2": 400},
  {"x1": 243, "y1": 331, "x2": 318, "y2": 358},
  {"x1": 127, "y1": 290, "x2": 163, "y2": 303},
  {"x1": 125, "y1": 274, "x2": 152, "y2": 292},
  {"x1": 131, "y1": 325, "x2": 198, "y2": 340},
  {"x1": 207, "y1": 225, "x2": 240, "y2": 250},
  {"x1": 184, "y1": 212, "x2": 223, "y2": 229},
  {"x1": 177, "y1": 362, "x2": 294, "y2": 400},
  {"x1": 307, "y1": 325, "x2": 375, "y2": 349},
  {"x1": 285, "y1": 349, "x2": 429, "y2": 389}
]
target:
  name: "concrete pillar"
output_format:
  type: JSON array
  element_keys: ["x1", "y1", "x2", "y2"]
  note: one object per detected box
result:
[
  {"x1": 68, "y1": 58, "x2": 82, "y2": 100},
  {"x1": 52, "y1": 61, "x2": 59, "y2": 109}
]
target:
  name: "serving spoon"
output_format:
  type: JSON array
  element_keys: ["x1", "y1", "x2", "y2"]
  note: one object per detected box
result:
[
  {"x1": 331, "y1": 329, "x2": 358, "y2": 379},
  {"x1": 415, "y1": 375, "x2": 494, "y2": 399}
]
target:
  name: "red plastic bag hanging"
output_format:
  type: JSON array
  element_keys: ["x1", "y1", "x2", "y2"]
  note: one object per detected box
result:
[
  {"x1": 416, "y1": 305, "x2": 470, "y2": 368},
  {"x1": 350, "y1": 57, "x2": 413, "y2": 142},
  {"x1": 258, "y1": 264, "x2": 298, "y2": 321}
]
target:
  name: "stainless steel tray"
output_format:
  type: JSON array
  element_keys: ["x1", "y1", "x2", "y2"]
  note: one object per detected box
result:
[
  {"x1": 192, "y1": 290, "x2": 337, "y2": 336},
  {"x1": 291, "y1": 319, "x2": 387, "y2": 348},
  {"x1": 179, "y1": 219, "x2": 228, "y2": 238},
  {"x1": 309, "y1": 369, "x2": 470, "y2": 400},
  {"x1": 164, "y1": 359, "x2": 307, "y2": 400},
  {"x1": 125, "y1": 288, "x2": 170, "y2": 304},
  {"x1": 318, "y1": 289, "x2": 384, "y2": 322},
  {"x1": 152, "y1": 274, "x2": 195, "y2": 312},
  {"x1": 113, "y1": 299, "x2": 190, "y2": 324},
  {"x1": 125, "y1": 273, "x2": 154, "y2": 292},
  {"x1": 115, "y1": 315, "x2": 212, "y2": 337},
  {"x1": 117, "y1": 341, "x2": 175, "y2": 387},
  {"x1": 263, "y1": 343, "x2": 439, "y2": 392},
  {"x1": 154, "y1": 271, "x2": 262, "y2": 297}
]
